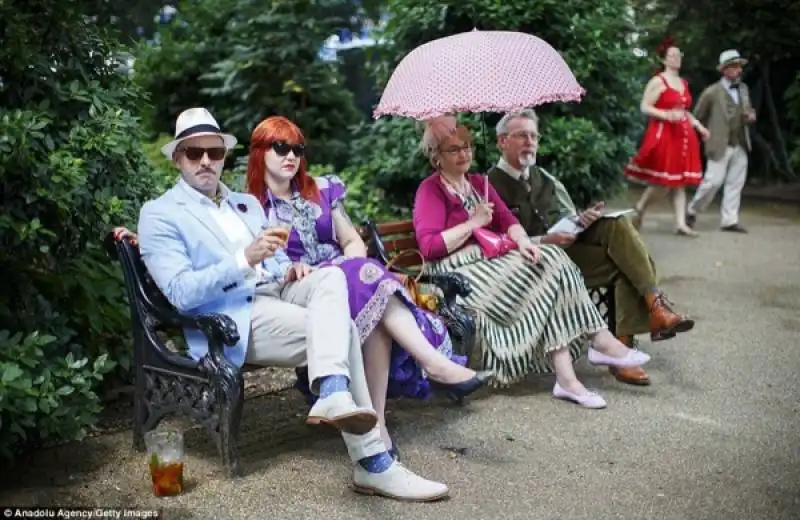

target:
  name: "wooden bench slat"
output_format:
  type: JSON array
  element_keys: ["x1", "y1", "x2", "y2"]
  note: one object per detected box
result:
[
  {"x1": 382, "y1": 236, "x2": 419, "y2": 254},
  {"x1": 376, "y1": 220, "x2": 415, "y2": 235}
]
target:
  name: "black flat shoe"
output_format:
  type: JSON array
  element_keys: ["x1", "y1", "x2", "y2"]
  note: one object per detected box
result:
[
  {"x1": 721, "y1": 224, "x2": 747, "y2": 233},
  {"x1": 430, "y1": 371, "x2": 493, "y2": 405}
]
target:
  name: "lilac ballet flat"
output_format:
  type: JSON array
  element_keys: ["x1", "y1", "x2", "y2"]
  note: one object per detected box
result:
[
  {"x1": 552, "y1": 382, "x2": 607, "y2": 409},
  {"x1": 588, "y1": 346, "x2": 651, "y2": 368}
]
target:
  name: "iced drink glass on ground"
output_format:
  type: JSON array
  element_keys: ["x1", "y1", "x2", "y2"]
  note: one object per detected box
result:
[{"x1": 145, "y1": 428, "x2": 185, "y2": 497}]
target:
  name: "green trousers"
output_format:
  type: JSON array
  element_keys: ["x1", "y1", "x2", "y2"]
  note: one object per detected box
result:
[{"x1": 565, "y1": 217, "x2": 657, "y2": 336}]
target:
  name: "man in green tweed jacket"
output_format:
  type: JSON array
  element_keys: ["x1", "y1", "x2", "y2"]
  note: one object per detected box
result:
[{"x1": 488, "y1": 109, "x2": 695, "y2": 386}]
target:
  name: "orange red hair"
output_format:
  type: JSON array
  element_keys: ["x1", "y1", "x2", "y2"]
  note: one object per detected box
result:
[{"x1": 246, "y1": 116, "x2": 320, "y2": 204}]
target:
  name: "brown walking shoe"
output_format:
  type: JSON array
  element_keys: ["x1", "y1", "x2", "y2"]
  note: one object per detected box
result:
[
  {"x1": 646, "y1": 291, "x2": 694, "y2": 341},
  {"x1": 608, "y1": 336, "x2": 650, "y2": 386}
]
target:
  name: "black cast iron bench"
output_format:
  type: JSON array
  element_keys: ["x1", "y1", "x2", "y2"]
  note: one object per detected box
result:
[{"x1": 105, "y1": 225, "x2": 479, "y2": 478}]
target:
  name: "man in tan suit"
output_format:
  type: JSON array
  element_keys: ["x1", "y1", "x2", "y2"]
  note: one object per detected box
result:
[{"x1": 687, "y1": 49, "x2": 756, "y2": 233}]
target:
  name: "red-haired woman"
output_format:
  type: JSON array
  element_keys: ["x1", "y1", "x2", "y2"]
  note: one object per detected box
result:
[
  {"x1": 246, "y1": 116, "x2": 491, "y2": 456},
  {"x1": 624, "y1": 38, "x2": 710, "y2": 236}
]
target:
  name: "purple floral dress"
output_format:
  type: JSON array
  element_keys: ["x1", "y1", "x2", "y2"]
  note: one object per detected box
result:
[{"x1": 264, "y1": 175, "x2": 466, "y2": 400}]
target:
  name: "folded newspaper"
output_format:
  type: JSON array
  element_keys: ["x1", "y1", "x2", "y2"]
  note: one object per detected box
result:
[{"x1": 547, "y1": 208, "x2": 636, "y2": 235}]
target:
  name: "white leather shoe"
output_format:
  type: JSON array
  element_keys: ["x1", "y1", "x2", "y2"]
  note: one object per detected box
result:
[
  {"x1": 353, "y1": 461, "x2": 450, "y2": 502},
  {"x1": 307, "y1": 392, "x2": 377, "y2": 435},
  {"x1": 588, "y1": 346, "x2": 651, "y2": 368}
]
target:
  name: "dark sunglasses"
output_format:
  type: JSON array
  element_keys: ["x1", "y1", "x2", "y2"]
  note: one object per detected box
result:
[
  {"x1": 182, "y1": 146, "x2": 227, "y2": 161},
  {"x1": 271, "y1": 141, "x2": 305, "y2": 157}
]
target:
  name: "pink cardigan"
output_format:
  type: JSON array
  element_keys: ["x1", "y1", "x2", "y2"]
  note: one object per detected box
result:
[{"x1": 413, "y1": 172, "x2": 519, "y2": 260}]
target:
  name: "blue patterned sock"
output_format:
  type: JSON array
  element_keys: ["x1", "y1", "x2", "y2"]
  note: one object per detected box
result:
[
  {"x1": 318, "y1": 375, "x2": 349, "y2": 398},
  {"x1": 358, "y1": 451, "x2": 394, "y2": 474}
]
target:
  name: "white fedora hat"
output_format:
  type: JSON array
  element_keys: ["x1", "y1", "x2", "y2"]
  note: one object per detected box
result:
[
  {"x1": 718, "y1": 49, "x2": 748, "y2": 71},
  {"x1": 160, "y1": 107, "x2": 238, "y2": 159}
]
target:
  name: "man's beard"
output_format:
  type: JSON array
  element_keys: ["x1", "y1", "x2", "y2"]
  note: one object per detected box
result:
[{"x1": 518, "y1": 153, "x2": 536, "y2": 168}]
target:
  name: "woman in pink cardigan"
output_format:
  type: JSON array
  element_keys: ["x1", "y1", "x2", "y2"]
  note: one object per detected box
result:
[{"x1": 413, "y1": 116, "x2": 651, "y2": 409}]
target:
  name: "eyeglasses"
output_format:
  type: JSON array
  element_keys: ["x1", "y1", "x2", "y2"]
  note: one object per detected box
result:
[
  {"x1": 181, "y1": 147, "x2": 227, "y2": 161},
  {"x1": 508, "y1": 131, "x2": 540, "y2": 143},
  {"x1": 271, "y1": 141, "x2": 305, "y2": 158},
  {"x1": 440, "y1": 144, "x2": 472, "y2": 155}
]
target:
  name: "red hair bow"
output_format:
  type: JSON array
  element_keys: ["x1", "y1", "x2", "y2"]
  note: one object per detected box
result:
[{"x1": 656, "y1": 35, "x2": 676, "y2": 55}]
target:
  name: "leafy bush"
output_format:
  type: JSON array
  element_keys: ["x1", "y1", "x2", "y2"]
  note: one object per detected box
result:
[
  {"x1": 784, "y1": 73, "x2": 800, "y2": 173},
  {"x1": 0, "y1": 332, "x2": 115, "y2": 460},
  {"x1": 0, "y1": 1, "x2": 164, "y2": 461},
  {"x1": 537, "y1": 117, "x2": 623, "y2": 207}
]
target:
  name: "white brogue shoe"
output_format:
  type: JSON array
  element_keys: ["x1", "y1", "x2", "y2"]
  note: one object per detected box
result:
[
  {"x1": 353, "y1": 461, "x2": 450, "y2": 502},
  {"x1": 306, "y1": 392, "x2": 377, "y2": 435}
]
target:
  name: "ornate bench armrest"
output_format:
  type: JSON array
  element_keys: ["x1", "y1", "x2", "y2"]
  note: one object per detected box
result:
[
  {"x1": 417, "y1": 272, "x2": 471, "y2": 307},
  {"x1": 150, "y1": 305, "x2": 240, "y2": 369},
  {"x1": 105, "y1": 231, "x2": 241, "y2": 370},
  {"x1": 193, "y1": 312, "x2": 241, "y2": 373}
]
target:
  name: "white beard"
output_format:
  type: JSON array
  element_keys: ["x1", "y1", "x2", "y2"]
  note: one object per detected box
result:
[{"x1": 518, "y1": 153, "x2": 536, "y2": 168}]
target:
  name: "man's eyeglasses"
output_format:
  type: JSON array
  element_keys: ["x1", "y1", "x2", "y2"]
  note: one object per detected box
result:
[
  {"x1": 181, "y1": 147, "x2": 227, "y2": 161},
  {"x1": 272, "y1": 141, "x2": 306, "y2": 158},
  {"x1": 508, "y1": 131, "x2": 540, "y2": 143}
]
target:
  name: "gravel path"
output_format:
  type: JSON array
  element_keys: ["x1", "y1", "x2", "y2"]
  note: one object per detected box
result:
[{"x1": 2, "y1": 196, "x2": 798, "y2": 520}]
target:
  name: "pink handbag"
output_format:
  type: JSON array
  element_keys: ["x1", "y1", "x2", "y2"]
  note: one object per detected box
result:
[{"x1": 472, "y1": 227, "x2": 517, "y2": 259}]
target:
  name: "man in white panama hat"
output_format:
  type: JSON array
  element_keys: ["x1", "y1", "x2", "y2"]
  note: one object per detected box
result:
[
  {"x1": 131, "y1": 107, "x2": 449, "y2": 501},
  {"x1": 686, "y1": 49, "x2": 756, "y2": 233}
]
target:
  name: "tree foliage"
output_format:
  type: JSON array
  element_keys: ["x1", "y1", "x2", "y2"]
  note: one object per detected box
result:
[
  {"x1": 0, "y1": 0, "x2": 164, "y2": 461},
  {"x1": 134, "y1": 0, "x2": 364, "y2": 170},
  {"x1": 630, "y1": 0, "x2": 800, "y2": 180},
  {"x1": 342, "y1": 0, "x2": 648, "y2": 208}
]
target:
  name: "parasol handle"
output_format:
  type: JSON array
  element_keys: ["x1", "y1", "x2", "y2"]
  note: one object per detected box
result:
[{"x1": 480, "y1": 113, "x2": 490, "y2": 203}]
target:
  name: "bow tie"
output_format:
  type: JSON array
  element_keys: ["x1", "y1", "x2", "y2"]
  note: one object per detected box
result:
[{"x1": 729, "y1": 83, "x2": 740, "y2": 90}]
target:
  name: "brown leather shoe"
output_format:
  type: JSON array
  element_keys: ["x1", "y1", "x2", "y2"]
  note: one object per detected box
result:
[
  {"x1": 608, "y1": 335, "x2": 650, "y2": 385},
  {"x1": 646, "y1": 291, "x2": 694, "y2": 341},
  {"x1": 609, "y1": 365, "x2": 651, "y2": 386}
]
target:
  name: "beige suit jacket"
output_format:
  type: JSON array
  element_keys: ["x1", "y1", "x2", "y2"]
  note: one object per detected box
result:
[{"x1": 693, "y1": 80, "x2": 753, "y2": 161}]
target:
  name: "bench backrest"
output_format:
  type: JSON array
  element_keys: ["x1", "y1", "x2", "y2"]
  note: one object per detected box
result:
[
  {"x1": 361, "y1": 219, "x2": 423, "y2": 269},
  {"x1": 104, "y1": 233, "x2": 186, "y2": 344}
]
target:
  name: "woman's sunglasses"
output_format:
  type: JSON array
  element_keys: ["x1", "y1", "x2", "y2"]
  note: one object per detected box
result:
[
  {"x1": 181, "y1": 146, "x2": 227, "y2": 161},
  {"x1": 271, "y1": 141, "x2": 305, "y2": 157}
]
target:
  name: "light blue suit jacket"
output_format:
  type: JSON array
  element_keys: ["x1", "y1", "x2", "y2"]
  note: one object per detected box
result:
[{"x1": 137, "y1": 180, "x2": 291, "y2": 367}]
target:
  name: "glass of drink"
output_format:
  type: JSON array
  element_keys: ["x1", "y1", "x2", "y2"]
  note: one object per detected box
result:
[
  {"x1": 266, "y1": 215, "x2": 293, "y2": 245},
  {"x1": 145, "y1": 429, "x2": 185, "y2": 497}
]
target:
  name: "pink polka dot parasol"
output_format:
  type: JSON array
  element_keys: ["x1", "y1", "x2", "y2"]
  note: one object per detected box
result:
[{"x1": 373, "y1": 30, "x2": 585, "y2": 120}]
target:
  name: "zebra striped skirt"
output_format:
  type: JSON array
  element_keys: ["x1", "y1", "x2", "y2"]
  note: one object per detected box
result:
[{"x1": 428, "y1": 243, "x2": 607, "y2": 386}]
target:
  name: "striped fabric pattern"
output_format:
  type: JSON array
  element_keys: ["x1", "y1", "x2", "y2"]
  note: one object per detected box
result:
[{"x1": 428, "y1": 244, "x2": 607, "y2": 386}]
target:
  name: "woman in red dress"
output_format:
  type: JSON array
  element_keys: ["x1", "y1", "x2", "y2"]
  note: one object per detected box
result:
[{"x1": 624, "y1": 39, "x2": 710, "y2": 237}]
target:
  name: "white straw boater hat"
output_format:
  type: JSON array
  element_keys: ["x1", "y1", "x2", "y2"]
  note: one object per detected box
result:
[
  {"x1": 160, "y1": 107, "x2": 238, "y2": 159},
  {"x1": 718, "y1": 49, "x2": 748, "y2": 71}
]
